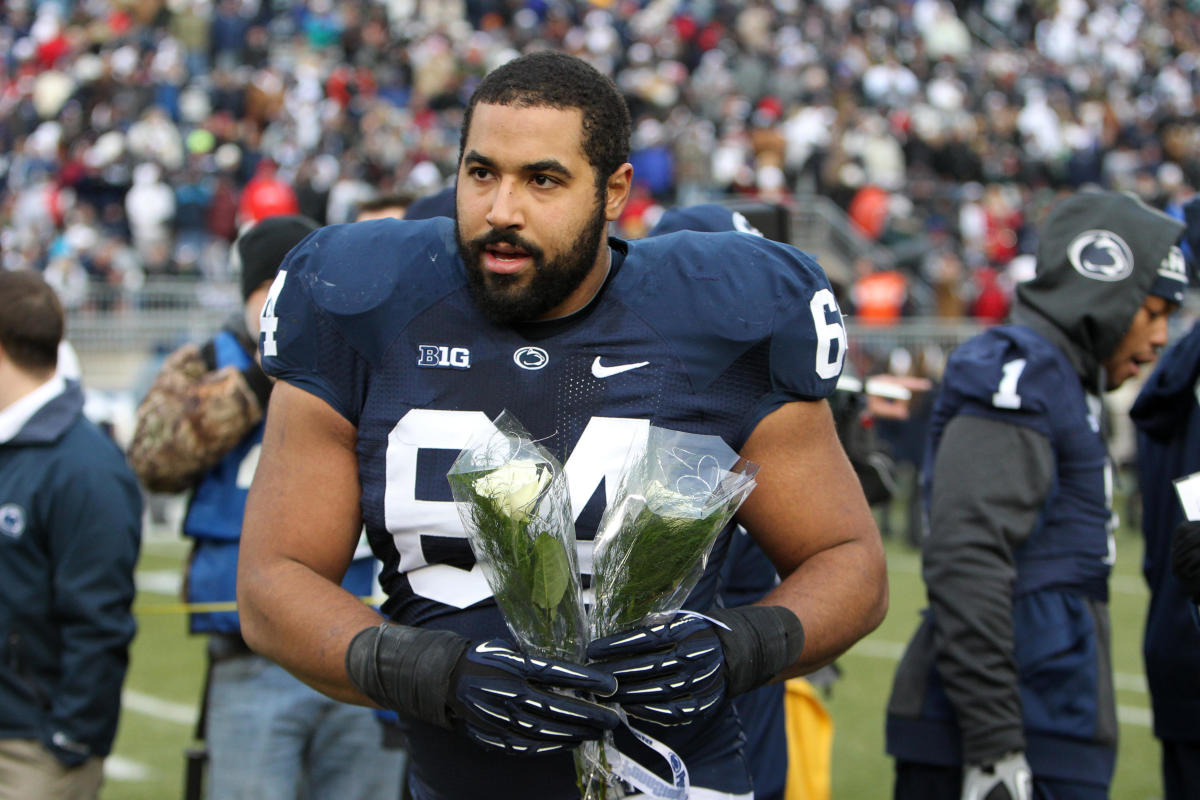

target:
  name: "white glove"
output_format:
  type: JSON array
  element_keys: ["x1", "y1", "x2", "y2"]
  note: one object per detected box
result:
[{"x1": 962, "y1": 751, "x2": 1032, "y2": 800}]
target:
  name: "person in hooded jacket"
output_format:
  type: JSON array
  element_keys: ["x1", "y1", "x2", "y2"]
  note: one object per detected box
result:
[
  {"x1": 0, "y1": 270, "x2": 142, "y2": 800},
  {"x1": 886, "y1": 190, "x2": 1189, "y2": 800},
  {"x1": 1129, "y1": 196, "x2": 1200, "y2": 800}
]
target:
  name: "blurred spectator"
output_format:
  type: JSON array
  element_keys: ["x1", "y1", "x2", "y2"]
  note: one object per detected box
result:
[
  {"x1": 355, "y1": 192, "x2": 418, "y2": 222},
  {"x1": 126, "y1": 216, "x2": 405, "y2": 799},
  {"x1": 0, "y1": 270, "x2": 142, "y2": 800},
  {"x1": 0, "y1": 0, "x2": 1197, "y2": 328}
]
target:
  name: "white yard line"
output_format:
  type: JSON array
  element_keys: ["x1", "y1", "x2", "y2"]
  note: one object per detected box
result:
[
  {"x1": 134, "y1": 569, "x2": 183, "y2": 596},
  {"x1": 122, "y1": 688, "x2": 198, "y2": 726},
  {"x1": 104, "y1": 754, "x2": 152, "y2": 781}
]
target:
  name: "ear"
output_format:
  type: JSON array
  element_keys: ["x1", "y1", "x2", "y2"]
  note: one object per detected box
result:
[{"x1": 603, "y1": 163, "x2": 634, "y2": 222}]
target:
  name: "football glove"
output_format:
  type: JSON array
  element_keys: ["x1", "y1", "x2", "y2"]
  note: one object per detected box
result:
[
  {"x1": 1172, "y1": 519, "x2": 1200, "y2": 603},
  {"x1": 962, "y1": 751, "x2": 1032, "y2": 800},
  {"x1": 346, "y1": 624, "x2": 619, "y2": 755},
  {"x1": 586, "y1": 606, "x2": 804, "y2": 727}
]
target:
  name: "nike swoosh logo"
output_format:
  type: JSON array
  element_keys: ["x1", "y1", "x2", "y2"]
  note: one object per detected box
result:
[{"x1": 591, "y1": 357, "x2": 649, "y2": 379}]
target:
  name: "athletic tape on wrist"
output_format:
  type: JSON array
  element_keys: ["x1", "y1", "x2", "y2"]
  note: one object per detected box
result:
[
  {"x1": 345, "y1": 623, "x2": 467, "y2": 729},
  {"x1": 708, "y1": 605, "x2": 805, "y2": 697}
]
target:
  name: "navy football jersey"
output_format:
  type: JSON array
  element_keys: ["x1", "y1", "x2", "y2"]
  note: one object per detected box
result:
[{"x1": 260, "y1": 216, "x2": 845, "y2": 798}]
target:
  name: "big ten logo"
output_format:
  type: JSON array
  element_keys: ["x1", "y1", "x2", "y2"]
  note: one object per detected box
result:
[{"x1": 417, "y1": 345, "x2": 471, "y2": 369}]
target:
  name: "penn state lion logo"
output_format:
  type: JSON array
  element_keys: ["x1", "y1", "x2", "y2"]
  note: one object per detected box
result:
[
  {"x1": 1067, "y1": 230, "x2": 1134, "y2": 282},
  {"x1": 0, "y1": 503, "x2": 26, "y2": 539}
]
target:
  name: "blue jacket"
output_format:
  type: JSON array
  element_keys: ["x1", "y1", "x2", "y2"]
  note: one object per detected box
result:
[
  {"x1": 1130, "y1": 321, "x2": 1200, "y2": 742},
  {"x1": 0, "y1": 380, "x2": 142, "y2": 763}
]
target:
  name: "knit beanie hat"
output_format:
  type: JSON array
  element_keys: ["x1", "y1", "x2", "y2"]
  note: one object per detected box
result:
[{"x1": 235, "y1": 215, "x2": 319, "y2": 300}]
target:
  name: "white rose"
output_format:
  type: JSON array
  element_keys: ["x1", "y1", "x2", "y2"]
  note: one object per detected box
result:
[{"x1": 473, "y1": 459, "x2": 553, "y2": 521}]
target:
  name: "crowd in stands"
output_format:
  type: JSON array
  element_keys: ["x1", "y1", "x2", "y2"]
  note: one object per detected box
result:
[{"x1": 2, "y1": 0, "x2": 1198, "y2": 326}]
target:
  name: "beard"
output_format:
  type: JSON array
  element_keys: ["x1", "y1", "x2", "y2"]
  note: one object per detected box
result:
[{"x1": 456, "y1": 200, "x2": 609, "y2": 324}]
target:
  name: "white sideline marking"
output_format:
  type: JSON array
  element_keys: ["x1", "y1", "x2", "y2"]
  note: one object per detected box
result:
[
  {"x1": 846, "y1": 639, "x2": 1153, "y2": 727},
  {"x1": 104, "y1": 754, "x2": 151, "y2": 781},
  {"x1": 135, "y1": 569, "x2": 183, "y2": 596},
  {"x1": 1117, "y1": 705, "x2": 1152, "y2": 727},
  {"x1": 122, "y1": 689, "x2": 198, "y2": 726}
]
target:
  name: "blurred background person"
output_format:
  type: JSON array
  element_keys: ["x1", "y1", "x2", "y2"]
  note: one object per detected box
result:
[
  {"x1": 0, "y1": 270, "x2": 142, "y2": 800},
  {"x1": 1130, "y1": 199, "x2": 1200, "y2": 800},
  {"x1": 126, "y1": 215, "x2": 404, "y2": 800}
]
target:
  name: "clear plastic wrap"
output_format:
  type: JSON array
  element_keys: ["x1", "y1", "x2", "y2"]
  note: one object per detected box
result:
[{"x1": 446, "y1": 410, "x2": 586, "y2": 662}]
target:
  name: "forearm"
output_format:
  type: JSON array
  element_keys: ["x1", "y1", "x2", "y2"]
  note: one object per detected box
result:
[
  {"x1": 237, "y1": 554, "x2": 383, "y2": 705},
  {"x1": 759, "y1": 535, "x2": 888, "y2": 677},
  {"x1": 737, "y1": 400, "x2": 888, "y2": 678},
  {"x1": 236, "y1": 382, "x2": 379, "y2": 705}
]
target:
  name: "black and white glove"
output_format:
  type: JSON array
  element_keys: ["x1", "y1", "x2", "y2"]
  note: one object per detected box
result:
[
  {"x1": 585, "y1": 606, "x2": 804, "y2": 727},
  {"x1": 962, "y1": 751, "x2": 1032, "y2": 800},
  {"x1": 1171, "y1": 520, "x2": 1200, "y2": 604},
  {"x1": 346, "y1": 624, "x2": 619, "y2": 755}
]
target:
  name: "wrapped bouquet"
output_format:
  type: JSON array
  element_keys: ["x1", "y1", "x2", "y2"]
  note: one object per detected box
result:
[
  {"x1": 446, "y1": 411, "x2": 608, "y2": 795},
  {"x1": 584, "y1": 426, "x2": 760, "y2": 798},
  {"x1": 445, "y1": 411, "x2": 586, "y2": 661},
  {"x1": 590, "y1": 426, "x2": 760, "y2": 639},
  {"x1": 447, "y1": 415, "x2": 759, "y2": 799}
]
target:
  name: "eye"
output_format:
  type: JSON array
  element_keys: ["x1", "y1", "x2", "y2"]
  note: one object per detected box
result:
[
  {"x1": 531, "y1": 174, "x2": 559, "y2": 188},
  {"x1": 467, "y1": 167, "x2": 491, "y2": 181}
]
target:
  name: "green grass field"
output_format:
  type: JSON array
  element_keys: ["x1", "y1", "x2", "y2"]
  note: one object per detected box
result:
[{"x1": 104, "y1": 506, "x2": 1163, "y2": 799}]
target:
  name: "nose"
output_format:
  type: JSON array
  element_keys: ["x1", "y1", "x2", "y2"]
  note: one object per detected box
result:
[
  {"x1": 485, "y1": 178, "x2": 524, "y2": 230},
  {"x1": 1146, "y1": 313, "x2": 1171, "y2": 355}
]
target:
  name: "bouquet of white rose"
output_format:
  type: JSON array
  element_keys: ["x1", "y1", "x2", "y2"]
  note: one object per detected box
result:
[
  {"x1": 590, "y1": 426, "x2": 760, "y2": 638},
  {"x1": 447, "y1": 411, "x2": 615, "y2": 796},
  {"x1": 446, "y1": 416, "x2": 759, "y2": 800},
  {"x1": 445, "y1": 410, "x2": 586, "y2": 662},
  {"x1": 582, "y1": 425, "x2": 760, "y2": 799}
]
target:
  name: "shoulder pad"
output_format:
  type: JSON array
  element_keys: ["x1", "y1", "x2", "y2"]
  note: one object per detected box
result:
[
  {"x1": 943, "y1": 327, "x2": 1074, "y2": 415},
  {"x1": 620, "y1": 232, "x2": 843, "y2": 398}
]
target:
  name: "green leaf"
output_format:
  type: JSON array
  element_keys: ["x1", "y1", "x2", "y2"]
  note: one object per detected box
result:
[{"x1": 530, "y1": 532, "x2": 570, "y2": 611}]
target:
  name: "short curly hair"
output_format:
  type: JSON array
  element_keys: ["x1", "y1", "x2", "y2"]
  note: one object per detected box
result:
[{"x1": 459, "y1": 51, "x2": 632, "y2": 191}]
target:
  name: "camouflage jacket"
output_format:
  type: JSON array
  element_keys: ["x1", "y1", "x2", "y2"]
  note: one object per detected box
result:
[{"x1": 128, "y1": 325, "x2": 272, "y2": 494}]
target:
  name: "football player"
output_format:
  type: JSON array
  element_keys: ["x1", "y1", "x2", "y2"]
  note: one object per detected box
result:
[
  {"x1": 886, "y1": 191, "x2": 1188, "y2": 800},
  {"x1": 237, "y1": 51, "x2": 887, "y2": 799}
]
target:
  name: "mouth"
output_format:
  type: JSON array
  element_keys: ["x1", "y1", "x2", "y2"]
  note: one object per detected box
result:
[
  {"x1": 482, "y1": 244, "x2": 533, "y2": 275},
  {"x1": 1129, "y1": 354, "x2": 1158, "y2": 374}
]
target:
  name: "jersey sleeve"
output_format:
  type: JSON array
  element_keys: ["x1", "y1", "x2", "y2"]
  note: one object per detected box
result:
[
  {"x1": 259, "y1": 218, "x2": 462, "y2": 425},
  {"x1": 938, "y1": 330, "x2": 1066, "y2": 439},
  {"x1": 735, "y1": 234, "x2": 846, "y2": 434},
  {"x1": 622, "y1": 231, "x2": 845, "y2": 443},
  {"x1": 258, "y1": 227, "x2": 365, "y2": 423}
]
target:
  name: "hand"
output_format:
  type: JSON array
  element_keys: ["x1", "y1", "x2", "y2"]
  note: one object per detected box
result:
[
  {"x1": 1171, "y1": 520, "x2": 1200, "y2": 603},
  {"x1": 447, "y1": 639, "x2": 620, "y2": 754},
  {"x1": 962, "y1": 751, "x2": 1032, "y2": 800},
  {"x1": 586, "y1": 614, "x2": 726, "y2": 727},
  {"x1": 586, "y1": 606, "x2": 804, "y2": 727},
  {"x1": 346, "y1": 625, "x2": 619, "y2": 756}
]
